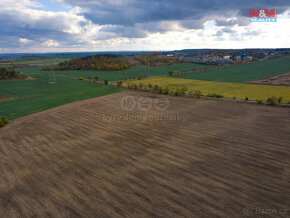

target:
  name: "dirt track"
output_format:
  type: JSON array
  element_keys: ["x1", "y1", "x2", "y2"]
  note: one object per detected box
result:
[
  {"x1": 247, "y1": 72, "x2": 290, "y2": 86},
  {"x1": 0, "y1": 91, "x2": 290, "y2": 217}
]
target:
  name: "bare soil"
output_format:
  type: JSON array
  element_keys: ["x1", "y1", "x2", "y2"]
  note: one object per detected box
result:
[
  {"x1": 25, "y1": 76, "x2": 36, "y2": 80},
  {"x1": 0, "y1": 91, "x2": 289, "y2": 217},
  {"x1": 247, "y1": 72, "x2": 290, "y2": 86}
]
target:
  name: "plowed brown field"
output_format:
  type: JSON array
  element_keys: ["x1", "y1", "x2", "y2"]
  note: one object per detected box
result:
[
  {"x1": 0, "y1": 91, "x2": 289, "y2": 217},
  {"x1": 247, "y1": 71, "x2": 290, "y2": 86}
]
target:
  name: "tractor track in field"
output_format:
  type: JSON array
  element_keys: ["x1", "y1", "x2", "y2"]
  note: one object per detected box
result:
[{"x1": 0, "y1": 91, "x2": 289, "y2": 217}]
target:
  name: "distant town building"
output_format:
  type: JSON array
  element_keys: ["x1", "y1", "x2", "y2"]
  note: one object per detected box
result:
[
  {"x1": 166, "y1": 54, "x2": 174, "y2": 57},
  {"x1": 246, "y1": 56, "x2": 253, "y2": 61},
  {"x1": 241, "y1": 54, "x2": 246, "y2": 61},
  {"x1": 223, "y1": 56, "x2": 231, "y2": 60}
]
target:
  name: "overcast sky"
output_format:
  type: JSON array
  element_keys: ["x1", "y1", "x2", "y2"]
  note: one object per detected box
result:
[{"x1": 0, "y1": 0, "x2": 290, "y2": 53}]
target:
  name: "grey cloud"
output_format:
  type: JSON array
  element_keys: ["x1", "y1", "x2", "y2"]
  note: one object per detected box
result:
[
  {"x1": 215, "y1": 17, "x2": 249, "y2": 27},
  {"x1": 99, "y1": 21, "x2": 178, "y2": 38},
  {"x1": 242, "y1": 30, "x2": 260, "y2": 36},
  {"x1": 100, "y1": 25, "x2": 148, "y2": 38},
  {"x1": 62, "y1": 0, "x2": 290, "y2": 26},
  {"x1": 215, "y1": 19, "x2": 238, "y2": 27},
  {"x1": 0, "y1": 0, "x2": 289, "y2": 50},
  {"x1": 213, "y1": 27, "x2": 236, "y2": 37},
  {"x1": 57, "y1": 0, "x2": 290, "y2": 38},
  {"x1": 0, "y1": 7, "x2": 82, "y2": 48}
]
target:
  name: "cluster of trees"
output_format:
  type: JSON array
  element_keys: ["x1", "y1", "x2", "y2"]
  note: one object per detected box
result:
[
  {"x1": 135, "y1": 52, "x2": 179, "y2": 66},
  {"x1": 266, "y1": 96, "x2": 283, "y2": 105},
  {"x1": 43, "y1": 55, "x2": 131, "y2": 71},
  {"x1": 0, "y1": 67, "x2": 26, "y2": 80}
]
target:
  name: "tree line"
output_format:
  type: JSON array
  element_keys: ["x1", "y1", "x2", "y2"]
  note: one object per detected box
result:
[
  {"x1": 0, "y1": 67, "x2": 26, "y2": 80},
  {"x1": 42, "y1": 54, "x2": 131, "y2": 71}
]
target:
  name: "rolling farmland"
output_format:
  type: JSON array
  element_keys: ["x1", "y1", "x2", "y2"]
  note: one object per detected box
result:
[
  {"x1": 0, "y1": 91, "x2": 289, "y2": 217},
  {"x1": 174, "y1": 55, "x2": 290, "y2": 82},
  {"x1": 1, "y1": 0, "x2": 290, "y2": 215},
  {"x1": 0, "y1": 58, "x2": 69, "y2": 68},
  {"x1": 0, "y1": 62, "x2": 206, "y2": 120},
  {"x1": 0, "y1": 58, "x2": 69, "y2": 65},
  {"x1": 127, "y1": 77, "x2": 290, "y2": 103}
]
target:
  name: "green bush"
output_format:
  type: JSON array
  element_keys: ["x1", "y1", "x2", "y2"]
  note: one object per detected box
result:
[
  {"x1": 116, "y1": 81, "x2": 123, "y2": 87},
  {"x1": 153, "y1": 85, "x2": 159, "y2": 91},
  {"x1": 104, "y1": 79, "x2": 109, "y2": 85},
  {"x1": 266, "y1": 96, "x2": 278, "y2": 105},
  {"x1": 168, "y1": 70, "x2": 173, "y2": 76},
  {"x1": 158, "y1": 86, "x2": 163, "y2": 94},
  {"x1": 278, "y1": 97, "x2": 282, "y2": 104},
  {"x1": 208, "y1": 93, "x2": 223, "y2": 98},
  {"x1": 0, "y1": 117, "x2": 8, "y2": 128},
  {"x1": 194, "y1": 90, "x2": 202, "y2": 98},
  {"x1": 163, "y1": 87, "x2": 169, "y2": 94},
  {"x1": 257, "y1": 100, "x2": 263, "y2": 104},
  {"x1": 179, "y1": 88, "x2": 185, "y2": 96},
  {"x1": 148, "y1": 84, "x2": 153, "y2": 89},
  {"x1": 78, "y1": 76, "x2": 84, "y2": 80},
  {"x1": 175, "y1": 88, "x2": 180, "y2": 96},
  {"x1": 94, "y1": 76, "x2": 98, "y2": 81},
  {"x1": 245, "y1": 97, "x2": 249, "y2": 101}
]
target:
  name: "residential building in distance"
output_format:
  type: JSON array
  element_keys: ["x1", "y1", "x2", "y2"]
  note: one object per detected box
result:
[{"x1": 223, "y1": 55, "x2": 231, "y2": 60}]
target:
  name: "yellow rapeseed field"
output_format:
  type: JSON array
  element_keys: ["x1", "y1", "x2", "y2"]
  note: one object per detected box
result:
[{"x1": 126, "y1": 77, "x2": 290, "y2": 103}]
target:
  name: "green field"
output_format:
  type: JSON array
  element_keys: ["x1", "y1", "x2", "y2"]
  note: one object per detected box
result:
[
  {"x1": 0, "y1": 74, "x2": 122, "y2": 120},
  {"x1": 174, "y1": 55, "x2": 290, "y2": 82},
  {"x1": 127, "y1": 77, "x2": 290, "y2": 103},
  {"x1": 28, "y1": 63, "x2": 204, "y2": 82}
]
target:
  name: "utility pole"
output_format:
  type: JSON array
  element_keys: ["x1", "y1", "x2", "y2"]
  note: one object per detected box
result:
[
  {"x1": 214, "y1": 79, "x2": 217, "y2": 95},
  {"x1": 52, "y1": 67, "x2": 56, "y2": 82},
  {"x1": 221, "y1": 78, "x2": 223, "y2": 96}
]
